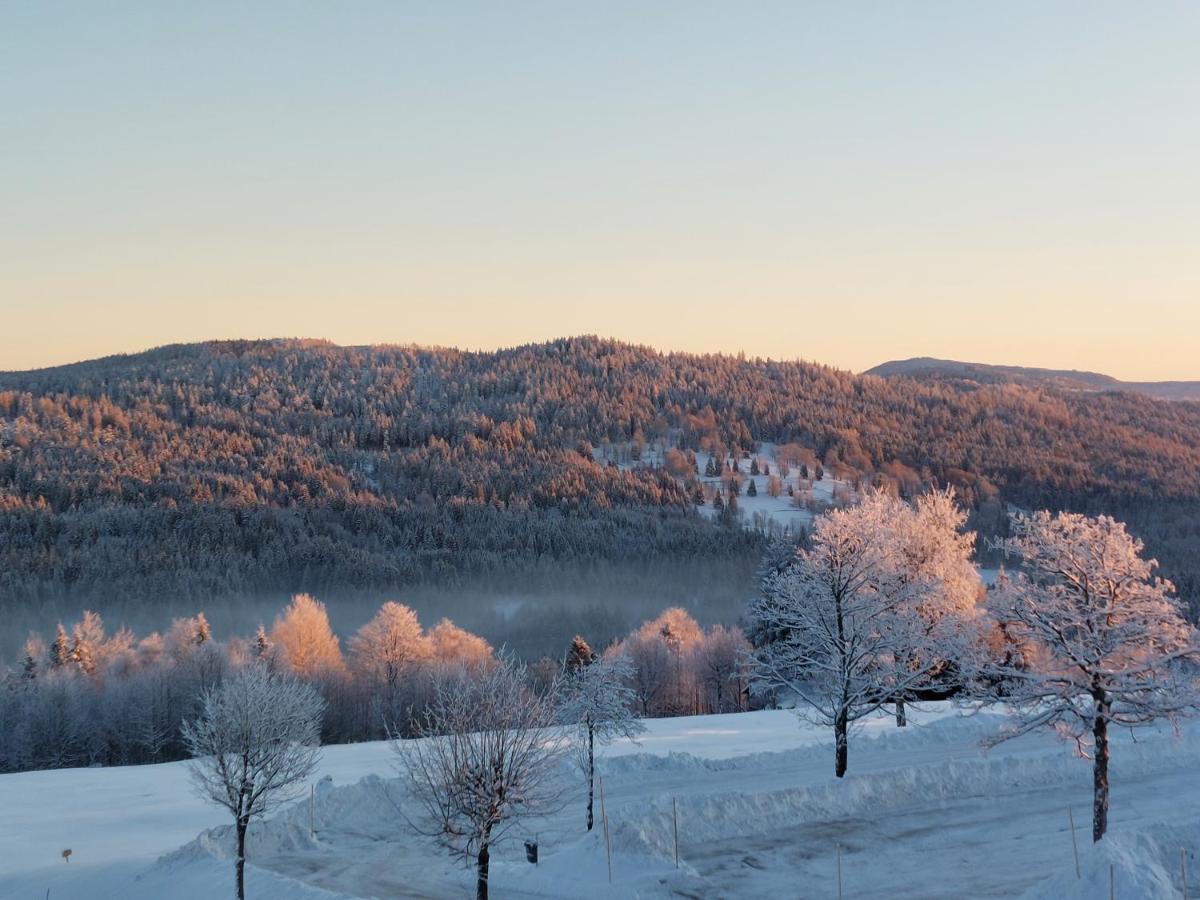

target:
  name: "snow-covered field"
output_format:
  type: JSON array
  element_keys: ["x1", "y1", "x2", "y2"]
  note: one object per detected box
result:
[{"x1": 3, "y1": 704, "x2": 1198, "y2": 899}]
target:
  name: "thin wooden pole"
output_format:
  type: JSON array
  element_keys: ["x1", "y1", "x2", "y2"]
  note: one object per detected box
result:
[
  {"x1": 836, "y1": 843, "x2": 843, "y2": 900},
  {"x1": 672, "y1": 797, "x2": 680, "y2": 868},
  {"x1": 1067, "y1": 807, "x2": 1080, "y2": 879},
  {"x1": 1183, "y1": 848, "x2": 1189, "y2": 900},
  {"x1": 1109, "y1": 862, "x2": 1115, "y2": 900},
  {"x1": 599, "y1": 776, "x2": 612, "y2": 885}
]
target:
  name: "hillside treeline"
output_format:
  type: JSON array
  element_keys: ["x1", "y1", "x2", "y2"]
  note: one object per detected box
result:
[{"x1": 1, "y1": 337, "x2": 1197, "y2": 613}]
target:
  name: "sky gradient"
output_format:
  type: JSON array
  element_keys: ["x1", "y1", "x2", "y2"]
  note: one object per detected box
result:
[{"x1": 3, "y1": 2, "x2": 1198, "y2": 378}]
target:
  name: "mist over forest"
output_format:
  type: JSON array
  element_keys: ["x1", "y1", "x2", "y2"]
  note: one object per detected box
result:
[{"x1": 0, "y1": 558, "x2": 756, "y2": 662}]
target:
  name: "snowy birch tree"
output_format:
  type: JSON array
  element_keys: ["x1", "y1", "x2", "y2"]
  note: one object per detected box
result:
[
  {"x1": 558, "y1": 651, "x2": 644, "y2": 830},
  {"x1": 182, "y1": 665, "x2": 325, "y2": 900},
  {"x1": 983, "y1": 511, "x2": 1200, "y2": 841},
  {"x1": 397, "y1": 657, "x2": 568, "y2": 900},
  {"x1": 747, "y1": 493, "x2": 941, "y2": 776}
]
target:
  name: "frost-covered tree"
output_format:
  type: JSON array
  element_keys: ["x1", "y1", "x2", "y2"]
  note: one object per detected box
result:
[
  {"x1": 349, "y1": 602, "x2": 430, "y2": 688},
  {"x1": 697, "y1": 624, "x2": 752, "y2": 713},
  {"x1": 270, "y1": 594, "x2": 345, "y2": 678},
  {"x1": 398, "y1": 658, "x2": 568, "y2": 900},
  {"x1": 166, "y1": 614, "x2": 212, "y2": 660},
  {"x1": 880, "y1": 488, "x2": 983, "y2": 725},
  {"x1": 558, "y1": 651, "x2": 644, "y2": 830},
  {"x1": 747, "y1": 494, "x2": 943, "y2": 776},
  {"x1": 426, "y1": 618, "x2": 493, "y2": 669},
  {"x1": 349, "y1": 602, "x2": 431, "y2": 728},
  {"x1": 630, "y1": 607, "x2": 703, "y2": 715},
  {"x1": 183, "y1": 665, "x2": 324, "y2": 900},
  {"x1": 252, "y1": 625, "x2": 271, "y2": 661},
  {"x1": 71, "y1": 610, "x2": 105, "y2": 676},
  {"x1": 982, "y1": 511, "x2": 1200, "y2": 841},
  {"x1": 563, "y1": 635, "x2": 596, "y2": 673},
  {"x1": 49, "y1": 624, "x2": 70, "y2": 669}
]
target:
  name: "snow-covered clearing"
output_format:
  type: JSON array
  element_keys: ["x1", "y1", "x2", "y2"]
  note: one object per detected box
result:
[
  {"x1": 2, "y1": 705, "x2": 1197, "y2": 899},
  {"x1": 595, "y1": 439, "x2": 854, "y2": 536}
]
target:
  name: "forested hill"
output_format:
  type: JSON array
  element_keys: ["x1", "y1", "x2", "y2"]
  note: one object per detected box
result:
[{"x1": 2, "y1": 337, "x2": 1199, "y2": 612}]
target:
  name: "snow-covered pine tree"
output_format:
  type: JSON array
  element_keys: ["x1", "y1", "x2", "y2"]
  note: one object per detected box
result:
[
  {"x1": 564, "y1": 635, "x2": 596, "y2": 673},
  {"x1": 982, "y1": 511, "x2": 1200, "y2": 841}
]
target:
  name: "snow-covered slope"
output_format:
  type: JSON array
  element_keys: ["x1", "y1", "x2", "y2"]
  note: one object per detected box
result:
[{"x1": 2, "y1": 706, "x2": 1197, "y2": 899}]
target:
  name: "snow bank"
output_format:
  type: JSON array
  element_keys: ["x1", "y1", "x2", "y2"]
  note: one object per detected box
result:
[
  {"x1": 1020, "y1": 822, "x2": 1200, "y2": 900},
  {"x1": 609, "y1": 724, "x2": 1200, "y2": 856},
  {"x1": 158, "y1": 774, "x2": 402, "y2": 867}
]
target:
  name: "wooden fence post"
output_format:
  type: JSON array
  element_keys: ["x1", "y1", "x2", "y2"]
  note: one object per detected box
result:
[
  {"x1": 1067, "y1": 807, "x2": 1080, "y2": 879},
  {"x1": 599, "y1": 776, "x2": 612, "y2": 885},
  {"x1": 672, "y1": 797, "x2": 680, "y2": 868}
]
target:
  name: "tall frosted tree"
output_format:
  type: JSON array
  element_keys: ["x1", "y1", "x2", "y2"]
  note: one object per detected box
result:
[
  {"x1": 183, "y1": 665, "x2": 324, "y2": 900},
  {"x1": 349, "y1": 602, "x2": 430, "y2": 688},
  {"x1": 349, "y1": 602, "x2": 430, "y2": 728},
  {"x1": 71, "y1": 610, "x2": 106, "y2": 676},
  {"x1": 983, "y1": 511, "x2": 1200, "y2": 841},
  {"x1": 558, "y1": 650, "x2": 644, "y2": 830},
  {"x1": 270, "y1": 594, "x2": 345, "y2": 678},
  {"x1": 747, "y1": 493, "x2": 945, "y2": 776},
  {"x1": 882, "y1": 488, "x2": 983, "y2": 726}
]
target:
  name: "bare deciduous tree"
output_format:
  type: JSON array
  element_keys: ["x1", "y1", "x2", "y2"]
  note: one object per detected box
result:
[
  {"x1": 982, "y1": 511, "x2": 1200, "y2": 841},
  {"x1": 182, "y1": 665, "x2": 325, "y2": 900},
  {"x1": 396, "y1": 657, "x2": 568, "y2": 900}
]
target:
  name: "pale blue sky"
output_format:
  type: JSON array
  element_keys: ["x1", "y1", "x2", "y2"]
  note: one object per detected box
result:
[{"x1": 2, "y1": 2, "x2": 1198, "y2": 377}]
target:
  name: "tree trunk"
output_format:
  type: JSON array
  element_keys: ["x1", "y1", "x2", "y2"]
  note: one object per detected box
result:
[
  {"x1": 235, "y1": 816, "x2": 248, "y2": 900},
  {"x1": 476, "y1": 840, "x2": 490, "y2": 900},
  {"x1": 586, "y1": 724, "x2": 595, "y2": 831},
  {"x1": 834, "y1": 709, "x2": 849, "y2": 778},
  {"x1": 895, "y1": 698, "x2": 907, "y2": 727},
  {"x1": 1092, "y1": 693, "x2": 1110, "y2": 842}
]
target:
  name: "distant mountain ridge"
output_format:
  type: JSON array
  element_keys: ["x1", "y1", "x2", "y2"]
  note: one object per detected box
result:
[{"x1": 866, "y1": 357, "x2": 1200, "y2": 402}]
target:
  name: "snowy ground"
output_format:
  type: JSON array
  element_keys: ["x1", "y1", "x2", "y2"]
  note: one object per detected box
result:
[{"x1": 3, "y1": 704, "x2": 1198, "y2": 899}]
